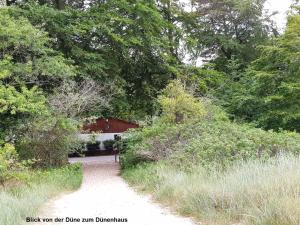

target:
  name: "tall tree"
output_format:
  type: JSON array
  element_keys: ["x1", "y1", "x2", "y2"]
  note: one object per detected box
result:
[
  {"x1": 228, "y1": 9, "x2": 300, "y2": 131},
  {"x1": 0, "y1": 8, "x2": 68, "y2": 142},
  {"x1": 156, "y1": 0, "x2": 183, "y2": 62},
  {"x1": 18, "y1": 1, "x2": 177, "y2": 119},
  {"x1": 185, "y1": 0, "x2": 276, "y2": 73}
]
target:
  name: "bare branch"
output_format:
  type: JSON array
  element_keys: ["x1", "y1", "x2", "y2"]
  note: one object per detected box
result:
[{"x1": 48, "y1": 79, "x2": 114, "y2": 118}]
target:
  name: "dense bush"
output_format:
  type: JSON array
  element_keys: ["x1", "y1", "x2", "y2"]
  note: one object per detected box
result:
[
  {"x1": 121, "y1": 80, "x2": 300, "y2": 169},
  {"x1": 121, "y1": 120, "x2": 300, "y2": 169},
  {"x1": 180, "y1": 121, "x2": 300, "y2": 168},
  {"x1": 0, "y1": 9, "x2": 112, "y2": 169},
  {"x1": 16, "y1": 117, "x2": 81, "y2": 167},
  {"x1": 158, "y1": 80, "x2": 207, "y2": 123},
  {"x1": 0, "y1": 144, "x2": 32, "y2": 186}
]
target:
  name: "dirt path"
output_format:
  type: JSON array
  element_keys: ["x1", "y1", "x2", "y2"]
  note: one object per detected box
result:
[{"x1": 31, "y1": 156, "x2": 194, "y2": 225}]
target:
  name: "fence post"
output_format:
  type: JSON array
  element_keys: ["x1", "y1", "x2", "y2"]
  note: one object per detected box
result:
[{"x1": 113, "y1": 142, "x2": 118, "y2": 163}]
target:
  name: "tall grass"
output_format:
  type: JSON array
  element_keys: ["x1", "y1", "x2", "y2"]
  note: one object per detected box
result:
[
  {"x1": 123, "y1": 155, "x2": 300, "y2": 225},
  {"x1": 0, "y1": 163, "x2": 82, "y2": 225}
]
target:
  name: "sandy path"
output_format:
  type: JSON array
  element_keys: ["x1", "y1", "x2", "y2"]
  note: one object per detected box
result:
[{"x1": 30, "y1": 156, "x2": 194, "y2": 225}]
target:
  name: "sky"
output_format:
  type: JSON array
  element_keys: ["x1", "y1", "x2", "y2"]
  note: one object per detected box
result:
[
  {"x1": 181, "y1": 0, "x2": 293, "y2": 30},
  {"x1": 265, "y1": 0, "x2": 293, "y2": 31}
]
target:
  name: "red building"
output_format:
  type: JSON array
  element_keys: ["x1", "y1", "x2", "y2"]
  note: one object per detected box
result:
[
  {"x1": 83, "y1": 118, "x2": 139, "y2": 133},
  {"x1": 79, "y1": 118, "x2": 139, "y2": 154}
]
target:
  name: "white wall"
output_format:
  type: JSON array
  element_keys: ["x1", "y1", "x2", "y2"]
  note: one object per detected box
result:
[{"x1": 78, "y1": 133, "x2": 122, "y2": 150}]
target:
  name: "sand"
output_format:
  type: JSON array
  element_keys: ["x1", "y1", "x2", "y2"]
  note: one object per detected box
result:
[{"x1": 29, "y1": 156, "x2": 194, "y2": 225}]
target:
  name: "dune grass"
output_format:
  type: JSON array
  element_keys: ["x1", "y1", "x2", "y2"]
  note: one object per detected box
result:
[
  {"x1": 123, "y1": 154, "x2": 300, "y2": 225},
  {"x1": 0, "y1": 163, "x2": 82, "y2": 225}
]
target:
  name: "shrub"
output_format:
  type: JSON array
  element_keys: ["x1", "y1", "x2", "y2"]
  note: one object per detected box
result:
[
  {"x1": 16, "y1": 117, "x2": 81, "y2": 167},
  {"x1": 121, "y1": 120, "x2": 300, "y2": 169},
  {"x1": 0, "y1": 144, "x2": 29, "y2": 186},
  {"x1": 0, "y1": 144, "x2": 19, "y2": 185},
  {"x1": 176, "y1": 121, "x2": 300, "y2": 169},
  {"x1": 121, "y1": 80, "x2": 300, "y2": 169},
  {"x1": 158, "y1": 80, "x2": 206, "y2": 123},
  {"x1": 120, "y1": 122, "x2": 178, "y2": 167}
]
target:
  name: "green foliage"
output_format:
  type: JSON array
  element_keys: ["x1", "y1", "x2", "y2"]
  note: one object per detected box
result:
[
  {"x1": 122, "y1": 74, "x2": 300, "y2": 224},
  {"x1": 178, "y1": 65, "x2": 226, "y2": 96},
  {"x1": 120, "y1": 123, "x2": 177, "y2": 167},
  {"x1": 182, "y1": 121, "x2": 300, "y2": 168},
  {"x1": 17, "y1": 117, "x2": 80, "y2": 167},
  {"x1": 121, "y1": 98, "x2": 226, "y2": 167},
  {"x1": 0, "y1": 8, "x2": 74, "y2": 82},
  {"x1": 0, "y1": 144, "x2": 22, "y2": 185},
  {"x1": 0, "y1": 8, "x2": 74, "y2": 147},
  {"x1": 120, "y1": 82, "x2": 229, "y2": 167},
  {"x1": 227, "y1": 13, "x2": 300, "y2": 131},
  {"x1": 121, "y1": 81, "x2": 299, "y2": 168},
  {"x1": 3, "y1": 0, "x2": 294, "y2": 136},
  {"x1": 0, "y1": 59, "x2": 48, "y2": 142},
  {"x1": 122, "y1": 118, "x2": 300, "y2": 169},
  {"x1": 17, "y1": 1, "x2": 175, "y2": 118},
  {"x1": 0, "y1": 143, "x2": 36, "y2": 186},
  {"x1": 185, "y1": 0, "x2": 274, "y2": 72},
  {"x1": 158, "y1": 80, "x2": 206, "y2": 123},
  {"x1": 0, "y1": 85, "x2": 47, "y2": 116}
]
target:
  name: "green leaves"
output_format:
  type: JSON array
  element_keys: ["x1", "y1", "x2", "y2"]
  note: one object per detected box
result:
[
  {"x1": 0, "y1": 12, "x2": 46, "y2": 51},
  {"x1": 17, "y1": 1, "x2": 176, "y2": 118},
  {"x1": 0, "y1": 143, "x2": 20, "y2": 184},
  {"x1": 0, "y1": 8, "x2": 77, "y2": 148},
  {"x1": 0, "y1": 85, "x2": 47, "y2": 116},
  {"x1": 158, "y1": 80, "x2": 206, "y2": 123},
  {"x1": 0, "y1": 56, "x2": 48, "y2": 120},
  {"x1": 228, "y1": 13, "x2": 300, "y2": 131},
  {"x1": 0, "y1": 57, "x2": 12, "y2": 80},
  {"x1": 33, "y1": 55, "x2": 75, "y2": 78},
  {"x1": 122, "y1": 117, "x2": 300, "y2": 169},
  {"x1": 185, "y1": 0, "x2": 273, "y2": 72},
  {"x1": 0, "y1": 8, "x2": 75, "y2": 83}
]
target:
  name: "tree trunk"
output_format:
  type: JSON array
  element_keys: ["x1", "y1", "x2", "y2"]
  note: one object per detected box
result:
[{"x1": 55, "y1": 0, "x2": 65, "y2": 10}]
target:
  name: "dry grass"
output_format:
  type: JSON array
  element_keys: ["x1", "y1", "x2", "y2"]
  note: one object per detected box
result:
[
  {"x1": 0, "y1": 163, "x2": 82, "y2": 225},
  {"x1": 123, "y1": 154, "x2": 300, "y2": 225}
]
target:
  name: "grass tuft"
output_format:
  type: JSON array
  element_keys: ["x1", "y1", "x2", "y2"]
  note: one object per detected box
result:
[
  {"x1": 123, "y1": 155, "x2": 300, "y2": 225},
  {"x1": 0, "y1": 163, "x2": 82, "y2": 225}
]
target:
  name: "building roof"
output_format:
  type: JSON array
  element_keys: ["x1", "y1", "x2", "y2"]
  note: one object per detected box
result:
[{"x1": 82, "y1": 118, "x2": 139, "y2": 133}]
